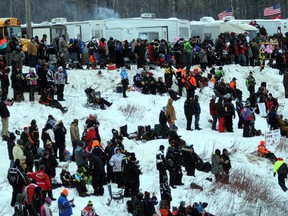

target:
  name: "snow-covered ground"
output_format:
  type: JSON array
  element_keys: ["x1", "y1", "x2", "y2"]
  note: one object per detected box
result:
[{"x1": 0, "y1": 63, "x2": 287, "y2": 215}]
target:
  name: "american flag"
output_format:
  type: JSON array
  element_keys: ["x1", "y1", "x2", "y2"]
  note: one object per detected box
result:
[
  {"x1": 263, "y1": 3, "x2": 281, "y2": 16},
  {"x1": 218, "y1": 6, "x2": 233, "y2": 20}
]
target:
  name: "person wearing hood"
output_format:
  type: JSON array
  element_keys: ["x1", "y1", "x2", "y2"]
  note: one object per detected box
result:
[
  {"x1": 109, "y1": 147, "x2": 124, "y2": 188},
  {"x1": 55, "y1": 66, "x2": 66, "y2": 101},
  {"x1": 40, "y1": 197, "x2": 52, "y2": 216},
  {"x1": 273, "y1": 158, "x2": 288, "y2": 192},
  {"x1": 166, "y1": 98, "x2": 176, "y2": 127},
  {"x1": 211, "y1": 149, "x2": 224, "y2": 183}
]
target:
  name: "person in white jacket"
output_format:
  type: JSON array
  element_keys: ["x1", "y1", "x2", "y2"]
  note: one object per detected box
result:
[
  {"x1": 109, "y1": 147, "x2": 124, "y2": 188},
  {"x1": 12, "y1": 139, "x2": 26, "y2": 170}
]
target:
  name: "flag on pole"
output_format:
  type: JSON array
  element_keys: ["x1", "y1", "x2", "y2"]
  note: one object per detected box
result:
[
  {"x1": 218, "y1": 6, "x2": 233, "y2": 20},
  {"x1": 263, "y1": 3, "x2": 281, "y2": 16}
]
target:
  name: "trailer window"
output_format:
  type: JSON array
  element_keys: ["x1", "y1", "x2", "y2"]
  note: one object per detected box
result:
[{"x1": 179, "y1": 27, "x2": 189, "y2": 38}]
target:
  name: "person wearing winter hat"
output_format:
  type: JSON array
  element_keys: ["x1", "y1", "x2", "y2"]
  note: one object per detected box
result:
[
  {"x1": 257, "y1": 140, "x2": 277, "y2": 163},
  {"x1": 40, "y1": 197, "x2": 52, "y2": 216},
  {"x1": 143, "y1": 191, "x2": 158, "y2": 216},
  {"x1": 81, "y1": 200, "x2": 98, "y2": 216},
  {"x1": 273, "y1": 158, "x2": 288, "y2": 191},
  {"x1": 58, "y1": 188, "x2": 75, "y2": 216},
  {"x1": 55, "y1": 66, "x2": 66, "y2": 101}
]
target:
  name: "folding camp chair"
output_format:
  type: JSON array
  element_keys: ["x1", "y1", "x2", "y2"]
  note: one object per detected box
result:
[{"x1": 106, "y1": 184, "x2": 124, "y2": 206}]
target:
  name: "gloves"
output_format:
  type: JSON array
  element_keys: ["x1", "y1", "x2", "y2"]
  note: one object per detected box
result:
[
  {"x1": 273, "y1": 173, "x2": 276, "y2": 177},
  {"x1": 71, "y1": 204, "x2": 75, "y2": 208}
]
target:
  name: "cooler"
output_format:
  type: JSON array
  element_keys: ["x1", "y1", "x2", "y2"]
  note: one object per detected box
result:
[{"x1": 108, "y1": 64, "x2": 116, "y2": 70}]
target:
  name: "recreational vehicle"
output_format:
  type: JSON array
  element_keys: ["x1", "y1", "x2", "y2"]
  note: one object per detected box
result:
[
  {"x1": 190, "y1": 17, "x2": 259, "y2": 42},
  {"x1": 21, "y1": 21, "x2": 67, "y2": 44},
  {"x1": 56, "y1": 15, "x2": 191, "y2": 43}
]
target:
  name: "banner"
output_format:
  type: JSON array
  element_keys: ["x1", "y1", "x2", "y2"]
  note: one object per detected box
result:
[{"x1": 265, "y1": 129, "x2": 281, "y2": 145}]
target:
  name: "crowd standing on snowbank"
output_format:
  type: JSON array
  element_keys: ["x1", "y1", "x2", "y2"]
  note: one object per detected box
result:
[{"x1": 2, "y1": 25, "x2": 288, "y2": 216}]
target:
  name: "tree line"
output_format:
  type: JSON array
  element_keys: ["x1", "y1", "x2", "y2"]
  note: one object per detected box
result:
[{"x1": 3, "y1": 0, "x2": 288, "y2": 23}]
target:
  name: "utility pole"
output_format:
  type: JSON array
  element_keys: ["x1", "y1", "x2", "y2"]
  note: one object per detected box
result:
[{"x1": 25, "y1": 0, "x2": 32, "y2": 39}]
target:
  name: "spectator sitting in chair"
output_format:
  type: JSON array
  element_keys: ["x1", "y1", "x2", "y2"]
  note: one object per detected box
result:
[
  {"x1": 94, "y1": 97, "x2": 112, "y2": 110},
  {"x1": 257, "y1": 140, "x2": 277, "y2": 163},
  {"x1": 39, "y1": 86, "x2": 68, "y2": 113}
]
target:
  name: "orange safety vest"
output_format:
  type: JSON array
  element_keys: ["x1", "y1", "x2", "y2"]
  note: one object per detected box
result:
[
  {"x1": 175, "y1": 68, "x2": 186, "y2": 83},
  {"x1": 229, "y1": 80, "x2": 236, "y2": 89}
]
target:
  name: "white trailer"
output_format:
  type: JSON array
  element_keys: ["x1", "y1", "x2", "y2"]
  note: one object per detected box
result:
[
  {"x1": 59, "y1": 15, "x2": 191, "y2": 43},
  {"x1": 21, "y1": 21, "x2": 67, "y2": 44},
  {"x1": 190, "y1": 17, "x2": 259, "y2": 42},
  {"x1": 223, "y1": 16, "x2": 288, "y2": 36}
]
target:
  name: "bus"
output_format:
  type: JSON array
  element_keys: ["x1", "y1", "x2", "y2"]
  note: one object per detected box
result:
[{"x1": 0, "y1": 17, "x2": 22, "y2": 38}]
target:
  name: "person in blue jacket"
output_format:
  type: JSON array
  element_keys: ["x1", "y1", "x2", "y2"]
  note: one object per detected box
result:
[{"x1": 58, "y1": 188, "x2": 75, "y2": 216}]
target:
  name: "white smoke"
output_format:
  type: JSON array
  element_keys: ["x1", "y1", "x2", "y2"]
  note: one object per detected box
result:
[{"x1": 94, "y1": 7, "x2": 120, "y2": 19}]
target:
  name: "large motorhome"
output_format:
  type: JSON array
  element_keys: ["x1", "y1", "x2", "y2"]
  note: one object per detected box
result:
[
  {"x1": 55, "y1": 14, "x2": 191, "y2": 43},
  {"x1": 190, "y1": 17, "x2": 259, "y2": 41},
  {"x1": 223, "y1": 16, "x2": 288, "y2": 36}
]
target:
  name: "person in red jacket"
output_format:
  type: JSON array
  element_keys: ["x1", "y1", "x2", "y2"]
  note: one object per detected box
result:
[
  {"x1": 81, "y1": 200, "x2": 98, "y2": 216},
  {"x1": 209, "y1": 95, "x2": 218, "y2": 130},
  {"x1": 27, "y1": 164, "x2": 52, "y2": 202},
  {"x1": 85, "y1": 127, "x2": 96, "y2": 152}
]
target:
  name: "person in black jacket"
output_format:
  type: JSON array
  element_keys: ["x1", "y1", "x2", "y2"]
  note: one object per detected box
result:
[
  {"x1": 160, "y1": 175, "x2": 172, "y2": 209},
  {"x1": 23, "y1": 142, "x2": 34, "y2": 172},
  {"x1": 7, "y1": 132, "x2": 16, "y2": 168},
  {"x1": 156, "y1": 145, "x2": 167, "y2": 184},
  {"x1": 166, "y1": 146, "x2": 177, "y2": 188},
  {"x1": 54, "y1": 120, "x2": 67, "y2": 161},
  {"x1": 86, "y1": 153, "x2": 105, "y2": 196},
  {"x1": 7, "y1": 159, "x2": 27, "y2": 207},
  {"x1": 0, "y1": 97, "x2": 10, "y2": 140},
  {"x1": 122, "y1": 156, "x2": 141, "y2": 198},
  {"x1": 181, "y1": 145, "x2": 196, "y2": 176},
  {"x1": 221, "y1": 149, "x2": 231, "y2": 184},
  {"x1": 159, "y1": 106, "x2": 168, "y2": 138},
  {"x1": 224, "y1": 98, "x2": 235, "y2": 132},
  {"x1": 184, "y1": 96, "x2": 194, "y2": 131},
  {"x1": 31, "y1": 186, "x2": 43, "y2": 215},
  {"x1": 273, "y1": 158, "x2": 288, "y2": 191}
]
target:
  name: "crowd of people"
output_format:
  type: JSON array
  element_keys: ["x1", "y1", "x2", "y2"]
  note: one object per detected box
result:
[{"x1": 1, "y1": 23, "x2": 288, "y2": 216}]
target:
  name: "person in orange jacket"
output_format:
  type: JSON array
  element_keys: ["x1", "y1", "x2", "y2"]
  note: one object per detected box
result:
[
  {"x1": 174, "y1": 68, "x2": 186, "y2": 96},
  {"x1": 185, "y1": 71, "x2": 197, "y2": 98},
  {"x1": 257, "y1": 140, "x2": 277, "y2": 163}
]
